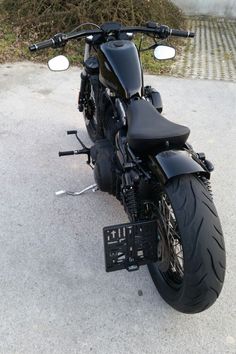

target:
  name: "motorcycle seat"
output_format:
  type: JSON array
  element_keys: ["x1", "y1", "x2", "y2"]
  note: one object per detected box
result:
[{"x1": 127, "y1": 99, "x2": 190, "y2": 154}]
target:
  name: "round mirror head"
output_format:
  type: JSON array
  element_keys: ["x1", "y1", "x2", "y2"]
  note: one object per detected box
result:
[
  {"x1": 154, "y1": 45, "x2": 176, "y2": 60},
  {"x1": 48, "y1": 55, "x2": 70, "y2": 71}
]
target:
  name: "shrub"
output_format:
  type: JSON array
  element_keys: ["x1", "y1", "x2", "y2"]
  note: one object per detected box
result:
[{"x1": 1, "y1": 0, "x2": 185, "y2": 38}]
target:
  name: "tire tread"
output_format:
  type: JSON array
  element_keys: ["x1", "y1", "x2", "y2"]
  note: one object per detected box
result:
[{"x1": 148, "y1": 174, "x2": 226, "y2": 313}]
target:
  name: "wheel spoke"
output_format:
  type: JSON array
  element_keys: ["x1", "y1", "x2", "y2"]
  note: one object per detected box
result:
[
  {"x1": 143, "y1": 195, "x2": 184, "y2": 281},
  {"x1": 158, "y1": 193, "x2": 184, "y2": 280}
]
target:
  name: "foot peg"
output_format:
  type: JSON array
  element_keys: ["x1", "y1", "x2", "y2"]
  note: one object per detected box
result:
[
  {"x1": 58, "y1": 147, "x2": 90, "y2": 157},
  {"x1": 57, "y1": 130, "x2": 96, "y2": 196},
  {"x1": 58, "y1": 130, "x2": 91, "y2": 164},
  {"x1": 55, "y1": 184, "x2": 98, "y2": 197}
]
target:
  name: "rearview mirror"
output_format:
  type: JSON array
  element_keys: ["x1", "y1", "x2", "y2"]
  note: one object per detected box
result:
[
  {"x1": 48, "y1": 55, "x2": 70, "y2": 71},
  {"x1": 154, "y1": 46, "x2": 176, "y2": 60}
]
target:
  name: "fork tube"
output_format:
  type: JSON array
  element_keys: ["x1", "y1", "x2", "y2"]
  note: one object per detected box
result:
[
  {"x1": 84, "y1": 43, "x2": 90, "y2": 63},
  {"x1": 78, "y1": 43, "x2": 90, "y2": 111}
]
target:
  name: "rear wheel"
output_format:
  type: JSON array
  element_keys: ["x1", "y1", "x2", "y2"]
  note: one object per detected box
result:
[{"x1": 147, "y1": 174, "x2": 226, "y2": 313}]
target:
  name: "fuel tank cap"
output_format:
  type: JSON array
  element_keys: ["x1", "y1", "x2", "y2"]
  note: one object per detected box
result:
[{"x1": 113, "y1": 40, "x2": 124, "y2": 47}]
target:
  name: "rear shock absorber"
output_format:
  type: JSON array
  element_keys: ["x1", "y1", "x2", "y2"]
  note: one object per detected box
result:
[
  {"x1": 124, "y1": 186, "x2": 138, "y2": 221},
  {"x1": 122, "y1": 169, "x2": 139, "y2": 221}
]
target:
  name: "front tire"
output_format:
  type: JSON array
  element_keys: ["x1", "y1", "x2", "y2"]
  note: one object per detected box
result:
[
  {"x1": 148, "y1": 174, "x2": 226, "y2": 314},
  {"x1": 83, "y1": 77, "x2": 98, "y2": 142}
]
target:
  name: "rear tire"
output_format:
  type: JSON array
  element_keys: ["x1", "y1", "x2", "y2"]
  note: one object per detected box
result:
[{"x1": 148, "y1": 174, "x2": 226, "y2": 314}]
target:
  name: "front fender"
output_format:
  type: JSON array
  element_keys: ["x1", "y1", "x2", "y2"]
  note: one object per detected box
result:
[{"x1": 148, "y1": 150, "x2": 209, "y2": 184}]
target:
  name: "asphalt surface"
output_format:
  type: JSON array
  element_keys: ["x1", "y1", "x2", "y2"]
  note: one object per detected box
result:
[{"x1": 0, "y1": 62, "x2": 236, "y2": 354}]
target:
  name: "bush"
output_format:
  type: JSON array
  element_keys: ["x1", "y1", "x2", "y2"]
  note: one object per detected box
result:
[
  {"x1": 1, "y1": 0, "x2": 185, "y2": 38},
  {"x1": 0, "y1": 0, "x2": 185, "y2": 73}
]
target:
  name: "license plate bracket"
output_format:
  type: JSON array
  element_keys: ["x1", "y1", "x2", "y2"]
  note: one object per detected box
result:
[{"x1": 103, "y1": 220, "x2": 157, "y2": 272}]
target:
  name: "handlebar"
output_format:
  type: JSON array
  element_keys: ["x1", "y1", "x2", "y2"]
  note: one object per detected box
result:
[
  {"x1": 29, "y1": 32, "x2": 71, "y2": 52},
  {"x1": 58, "y1": 150, "x2": 75, "y2": 156},
  {"x1": 170, "y1": 29, "x2": 195, "y2": 38},
  {"x1": 29, "y1": 24, "x2": 195, "y2": 52},
  {"x1": 29, "y1": 38, "x2": 55, "y2": 52}
]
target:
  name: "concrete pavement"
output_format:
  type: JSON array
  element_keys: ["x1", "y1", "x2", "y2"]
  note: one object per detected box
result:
[{"x1": 0, "y1": 62, "x2": 235, "y2": 353}]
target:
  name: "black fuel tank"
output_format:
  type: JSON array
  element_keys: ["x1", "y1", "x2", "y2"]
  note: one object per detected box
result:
[{"x1": 98, "y1": 40, "x2": 142, "y2": 99}]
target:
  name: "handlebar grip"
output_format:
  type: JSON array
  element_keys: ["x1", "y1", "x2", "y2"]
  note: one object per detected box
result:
[
  {"x1": 29, "y1": 38, "x2": 55, "y2": 52},
  {"x1": 58, "y1": 151, "x2": 75, "y2": 157},
  {"x1": 171, "y1": 29, "x2": 195, "y2": 38}
]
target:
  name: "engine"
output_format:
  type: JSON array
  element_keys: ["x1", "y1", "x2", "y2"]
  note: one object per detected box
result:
[
  {"x1": 90, "y1": 139, "x2": 117, "y2": 195},
  {"x1": 89, "y1": 86, "x2": 162, "y2": 198}
]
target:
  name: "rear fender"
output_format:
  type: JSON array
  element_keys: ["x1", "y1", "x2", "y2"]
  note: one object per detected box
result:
[{"x1": 148, "y1": 150, "x2": 210, "y2": 184}]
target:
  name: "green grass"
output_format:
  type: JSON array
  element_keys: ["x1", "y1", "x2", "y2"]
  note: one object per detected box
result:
[{"x1": 139, "y1": 43, "x2": 173, "y2": 75}]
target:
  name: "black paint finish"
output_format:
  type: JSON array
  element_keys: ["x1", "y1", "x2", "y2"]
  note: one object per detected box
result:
[
  {"x1": 149, "y1": 150, "x2": 209, "y2": 183},
  {"x1": 98, "y1": 40, "x2": 142, "y2": 99}
]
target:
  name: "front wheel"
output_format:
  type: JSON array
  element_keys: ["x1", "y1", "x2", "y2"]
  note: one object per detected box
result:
[
  {"x1": 148, "y1": 174, "x2": 226, "y2": 313},
  {"x1": 83, "y1": 77, "x2": 98, "y2": 142}
]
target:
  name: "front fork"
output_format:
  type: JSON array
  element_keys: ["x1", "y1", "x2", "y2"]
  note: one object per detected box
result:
[{"x1": 78, "y1": 42, "x2": 91, "y2": 112}]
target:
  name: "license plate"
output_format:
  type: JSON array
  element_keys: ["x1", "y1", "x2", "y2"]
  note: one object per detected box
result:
[{"x1": 103, "y1": 220, "x2": 157, "y2": 272}]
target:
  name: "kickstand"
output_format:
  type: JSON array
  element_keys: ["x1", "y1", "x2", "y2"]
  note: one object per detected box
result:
[{"x1": 55, "y1": 184, "x2": 98, "y2": 197}]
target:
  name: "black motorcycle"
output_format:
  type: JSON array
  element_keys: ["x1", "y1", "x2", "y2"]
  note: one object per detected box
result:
[{"x1": 29, "y1": 21, "x2": 226, "y2": 313}]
